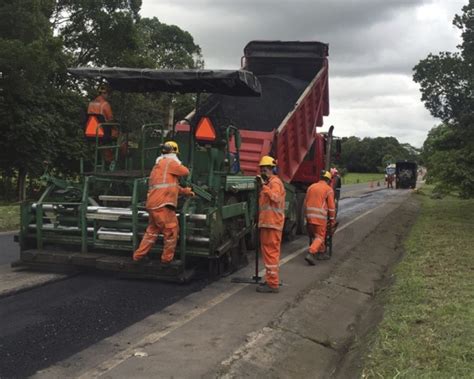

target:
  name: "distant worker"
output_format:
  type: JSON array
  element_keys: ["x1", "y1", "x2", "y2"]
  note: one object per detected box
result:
[
  {"x1": 304, "y1": 170, "x2": 336, "y2": 265},
  {"x1": 133, "y1": 141, "x2": 194, "y2": 266},
  {"x1": 256, "y1": 156, "x2": 286, "y2": 293},
  {"x1": 385, "y1": 173, "x2": 394, "y2": 189},
  {"x1": 86, "y1": 84, "x2": 117, "y2": 163},
  {"x1": 85, "y1": 84, "x2": 114, "y2": 139}
]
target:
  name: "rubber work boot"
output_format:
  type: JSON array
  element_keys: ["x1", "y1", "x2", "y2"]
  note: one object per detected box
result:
[
  {"x1": 256, "y1": 284, "x2": 279, "y2": 293},
  {"x1": 305, "y1": 253, "x2": 316, "y2": 266},
  {"x1": 316, "y1": 252, "x2": 330, "y2": 260}
]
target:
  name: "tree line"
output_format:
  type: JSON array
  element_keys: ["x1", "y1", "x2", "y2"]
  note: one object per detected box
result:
[
  {"x1": 0, "y1": 0, "x2": 202, "y2": 200},
  {"x1": 336, "y1": 136, "x2": 419, "y2": 174},
  {"x1": 413, "y1": 0, "x2": 473, "y2": 198}
]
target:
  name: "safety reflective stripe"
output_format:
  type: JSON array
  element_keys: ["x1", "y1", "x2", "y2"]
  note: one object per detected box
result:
[
  {"x1": 260, "y1": 205, "x2": 285, "y2": 214},
  {"x1": 306, "y1": 207, "x2": 327, "y2": 214},
  {"x1": 306, "y1": 213, "x2": 327, "y2": 220},
  {"x1": 265, "y1": 264, "x2": 279, "y2": 268},
  {"x1": 162, "y1": 158, "x2": 172, "y2": 183},
  {"x1": 149, "y1": 183, "x2": 178, "y2": 190},
  {"x1": 329, "y1": 217, "x2": 335, "y2": 220},
  {"x1": 328, "y1": 208, "x2": 335, "y2": 212},
  {"x1": 145, "y1": 232, "x2": 159, "y2": 237},
  {"x1": 259, "y1": 223, "x2": 283, "y2": 230}
]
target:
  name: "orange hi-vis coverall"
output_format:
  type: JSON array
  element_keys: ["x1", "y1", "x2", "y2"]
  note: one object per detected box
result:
[
  {"x1": 86, "y1": 95, "x2": 113, "y2": 138},
  {"x1": 133, "y1": 154, "x2": 191, "y2": 263},
  {"x1": 258, "y1": 175, "x2": 286, "y2": 289},
  {"x1": 304, "y1": 180, "x2": 336, "y2": 255}
]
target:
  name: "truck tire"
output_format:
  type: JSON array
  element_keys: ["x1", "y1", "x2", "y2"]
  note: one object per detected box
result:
[{"x1": 296, "y1": 192, "x2": 306, "y2": 235}]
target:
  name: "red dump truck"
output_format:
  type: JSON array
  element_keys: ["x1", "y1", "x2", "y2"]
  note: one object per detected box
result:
[{"x1": 189, "y1": 40, "x2": 336, "y2": 238}]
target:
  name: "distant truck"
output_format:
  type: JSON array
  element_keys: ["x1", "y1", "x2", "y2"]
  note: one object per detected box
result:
[{"x1": 395, "y1": 161, "x2": 417, "y2": 189}]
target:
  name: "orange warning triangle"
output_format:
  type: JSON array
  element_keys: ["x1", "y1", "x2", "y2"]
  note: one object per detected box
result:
[
  {"x1": 195, "y1": 117, "x2": 216, "y2": 142},
  {"x1": 85, "y1": 116, "x2": 104, "y2": 138}
]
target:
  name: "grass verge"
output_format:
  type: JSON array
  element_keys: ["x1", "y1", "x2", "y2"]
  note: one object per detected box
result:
[
  {"x1": 362, "y1": 186, "x2": 474, "y2": 378},
  {"x1": 0, "y1": 204, "x2": 20, "y2": 232},
  {"x1": 342, "y1": 173, "x2": 385, "y2": 185}
]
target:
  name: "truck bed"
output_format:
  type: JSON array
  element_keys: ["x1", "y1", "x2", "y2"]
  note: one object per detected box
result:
[{"x1": 197, "y1": 41, "x2": 329, "y2": 181}]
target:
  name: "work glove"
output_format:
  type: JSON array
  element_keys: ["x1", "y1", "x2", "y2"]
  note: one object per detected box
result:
[{"x1": 182, "y1": 187, "x2": 195, "y2": 197}]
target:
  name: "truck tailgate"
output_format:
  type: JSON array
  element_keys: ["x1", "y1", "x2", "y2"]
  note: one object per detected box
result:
[{"x1": 236, "y1": 62, "x2": 329, "y2": 180}]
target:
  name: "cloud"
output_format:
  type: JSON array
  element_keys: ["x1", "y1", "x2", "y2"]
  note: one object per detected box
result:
[{"x1": 141, "y1": 0, "x2": 466, "y2": 146}]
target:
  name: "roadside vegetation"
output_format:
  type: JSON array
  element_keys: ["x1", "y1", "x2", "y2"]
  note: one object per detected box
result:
[
  {"x1": 341, "y1": 173, "x2": 385, "y2": 185},
  {"x1": 0, "y1": 204, "x2": 20, "y2": 232},
  {"x1": 413, "y1": 1, "x2": 474, "y2": 198},
  {"x1": 0, "y1": 1, "x2": 203, "y2": 202},
  {"x1": 362, "y1": 186, "x2": 474, "y2": 378}
]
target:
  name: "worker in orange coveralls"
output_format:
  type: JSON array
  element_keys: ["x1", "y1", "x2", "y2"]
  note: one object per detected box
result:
[
  {"x1": 304, "y1": 170, "x2": 336, "y2": 265},
  {"x1": 86, "y1": 84, "x2": 117, "y2": 162},
  {"x1": 133, "y1": 141, "x2": 194, "y2": 266},
  {"x1": 256, "y1": 156, "x2": 286, "y2": 293},
  {"x1": 86, "y1": 84, "x2": 114, "y2": 138}
]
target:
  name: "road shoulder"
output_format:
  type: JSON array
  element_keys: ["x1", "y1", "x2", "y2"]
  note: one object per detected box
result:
[{"x1": 216, "y1": 195, "x2": 420, "y2": 378}]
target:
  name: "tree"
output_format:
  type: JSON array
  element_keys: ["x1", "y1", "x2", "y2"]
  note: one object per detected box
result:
[
  {"x1": 0, "y1": 0, "x2": 83, "y2": 200},
  {"x1": 422, "y1": 124, "x2": 474, "y2": 198},
  {"x1": 52, "y1": 0, "x2": 143, "y2": 67},
  {"x1": 413, "y1": 1, "x2": 474, "y2": 198},
  {"x1": 0, "y1": 1, "x2": 204, "y2": 201},
  {"x1": 339, "y1": 136, "x2": 418, "y2": 173},
  {"x1": 137, "y1": 17, "x2": 203, "y2": 69}
]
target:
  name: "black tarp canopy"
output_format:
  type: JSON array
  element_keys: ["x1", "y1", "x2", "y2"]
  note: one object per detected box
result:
[{"x1": 67, "y1": 67, "x2": 261, "y2": 97}]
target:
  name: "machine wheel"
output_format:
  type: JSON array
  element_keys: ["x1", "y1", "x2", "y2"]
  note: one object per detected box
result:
[{"x1": 295, "y1": 192, "x2": 306, "y2": 235}]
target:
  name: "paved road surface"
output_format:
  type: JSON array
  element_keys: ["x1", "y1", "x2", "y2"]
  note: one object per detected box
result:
[{"x1": 0, "y1": 187, "x2": 416, "y2": 378}]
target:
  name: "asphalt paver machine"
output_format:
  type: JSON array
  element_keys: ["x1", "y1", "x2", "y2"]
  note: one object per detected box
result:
[{"x1": 16, "y1": 68, "x2": 262, "y2": 281}]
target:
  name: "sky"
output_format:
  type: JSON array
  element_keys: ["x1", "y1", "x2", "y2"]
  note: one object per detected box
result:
[{"x1": 141, "y1": 0, "x2": 466, "y2": 147}]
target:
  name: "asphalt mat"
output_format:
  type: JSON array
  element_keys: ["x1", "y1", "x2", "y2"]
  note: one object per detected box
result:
[{"x1": 0, "y1": 274, "x2": 208, "y2": 378}]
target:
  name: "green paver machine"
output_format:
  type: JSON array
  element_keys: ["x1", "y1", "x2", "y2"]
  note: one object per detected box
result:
[{"x1": 15, "y1": 68, "x2": 262, "y2": 281}]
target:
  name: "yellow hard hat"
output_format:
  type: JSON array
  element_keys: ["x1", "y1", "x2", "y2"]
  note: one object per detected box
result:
[
  {"x1": 163, "y1": 140, "x2": 179, "y2": 154},
  {"x1": 321, "y1": 170, "x2": 332, "y2": 180},
  {"x1": 259, "y1": 155, "x2": 276, "y2": 167}
]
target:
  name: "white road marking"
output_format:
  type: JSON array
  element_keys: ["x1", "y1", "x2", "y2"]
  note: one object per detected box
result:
[{"x1": 76, "y1": 198, "x2": 394, "y2": 378}]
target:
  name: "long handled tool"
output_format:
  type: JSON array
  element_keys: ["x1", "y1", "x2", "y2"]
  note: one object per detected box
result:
[{"x1": 325, "y1": 220, "x2": 339, "y2": 257}]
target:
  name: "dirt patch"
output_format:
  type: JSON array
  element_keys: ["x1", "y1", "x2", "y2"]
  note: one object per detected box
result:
[{"x1": 216, "y1": 196, "x2": 420, "y2": 378}]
